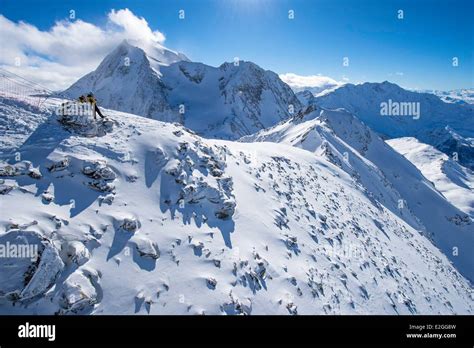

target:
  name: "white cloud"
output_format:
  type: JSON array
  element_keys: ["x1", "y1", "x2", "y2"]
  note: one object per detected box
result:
[
  {"x1": 108, "y1": 8, "x2": 165, "y2": 45},
  {"x1": 279, "y1": 73, "x2": 343, "y2": 94},
  {"x1": 279, "y1": 73, "x2": 341, "y2": 89},
  {"x1": 0, "y1": 9, "x2": 169, "y2": 90}
]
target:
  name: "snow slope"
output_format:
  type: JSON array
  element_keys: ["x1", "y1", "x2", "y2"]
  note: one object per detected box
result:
[
  {"x1": 63, "y1": 41, "x2": 301, "y2": 140},
  {"x1": 388, "y1": 137, "x2": 474, "y2": 218},
  {"x1": 312, "y1": 82, "x2": 474, "y2": 170},
  {"x1": 1, "y1": 96, "x2": 472, "y2": 315},
  {"x1": 243, "y1": 105, "x2": 474, "y2": 282}
]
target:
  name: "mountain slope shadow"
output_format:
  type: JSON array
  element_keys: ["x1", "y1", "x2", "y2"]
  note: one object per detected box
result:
[{"x1": 11, "y1": 115, "x2": 107, "y2": 217}]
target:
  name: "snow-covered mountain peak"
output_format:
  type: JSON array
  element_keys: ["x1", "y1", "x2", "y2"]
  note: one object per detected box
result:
[
  {"x1": 97, "y1": 39, "x2": 188, "y2": 77},
  {"x1": 63, "y1": 42, "x2": 179, "y2": 125},
  {"x1": 117, "y1": 38, "x2": 189, "y2": 69},
  {"x1": 63, "y1": 48, "x2": 301, "y2": 140},
  {"x1": 99, "y1": 40, "x2": 155, "y2": 76},
  {"x1": 295, "y1": 90, "x2": 316, "y2": 105},
  {"x1": 218, "y1": 60, "x2": 265, "y2": 73}
]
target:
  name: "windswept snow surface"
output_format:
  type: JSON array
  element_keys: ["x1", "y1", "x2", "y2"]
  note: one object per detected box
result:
[
  {"x1": 0, "y1": 97, "x2": 472, "y2": 315},
  {"x1": 388, "y1": 137, "x2": 474, "y2": 218},
  {"x1": 243, "y1": 106, "x2": 474, "y2": 282}
]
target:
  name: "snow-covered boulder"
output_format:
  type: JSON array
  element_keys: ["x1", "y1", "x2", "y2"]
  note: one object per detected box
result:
[
  {"x1": 58, "y1": 267, "x2": 102, "y2": 314},
  {"x1": 0, "y1": 160, "x2": 42, "y2": 179},
  {"x1": 0, "y1": 230, "x2": 64, "y2": 301},
  {"x1": 87, "y1": 180, "x2": 115, "y2": 192},
  {"x1": 221, "y1": 293, "x2": 252, "y2": 315},
  {"x1": 83, "y1": 161, "x2": 117, "y2": 193},
  {"x1": 131, "y1": 236, "x2": 160, "y2": 260},
  {"x1": 62, "y1": 241, "x2": 90, "y2": 266},
  {"x1": 83, "y1": 161, "x2": 116, "y2": 181},
  {"x1": 0, "y1": 163, "x2": 16, "y2": 176},
  {"x1": 0, "y1": 180, "x2": 14, "y2": 195},
  {"x1": 215, "y1": 198, "x2": 236, "y2": 220},
  {"x1": 120, "y1": 217, "x2": 140, "y2": 233},
  {"x1": 48, "y1": 157, "x2": 70, "y2": 172}
]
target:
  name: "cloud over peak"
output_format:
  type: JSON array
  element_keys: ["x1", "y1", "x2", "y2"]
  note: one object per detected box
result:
[
  {"x1": 279, "y1": 73, "x2": 341, "y2": 89},
  {"x1": 0, "y1": 9, "x2": 172, "y2": 90},
  {"x1": 279, "y1": 73, "x2": 344, "y2": 95}
]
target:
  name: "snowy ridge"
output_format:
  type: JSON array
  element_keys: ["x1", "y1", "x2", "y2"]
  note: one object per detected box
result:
[
  {"x1": 243, "y1": 106, "x2": 474, "y2": 281},
  {"x1": 311, "y1": 81, "x2": 474, "y2": 169},
  {"x1": 388, "y1": 137, "x2": 474, "y2": 218},
  {"x1": 0, "y1": 97, "x2": 472, "y2": 314}
]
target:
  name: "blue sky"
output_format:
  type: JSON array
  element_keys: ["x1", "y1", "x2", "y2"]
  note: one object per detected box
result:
[{"x1": 0, "y1": 0, "x2": 472, "y2": 90}]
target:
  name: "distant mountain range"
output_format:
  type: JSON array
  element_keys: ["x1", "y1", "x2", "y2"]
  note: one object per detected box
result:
[
  {"x1": 420, "y1": 88, "x2": 474, "y2": 105},
  {"x1": 305, "y1": 82, "x2": 474, "y2": 170}
]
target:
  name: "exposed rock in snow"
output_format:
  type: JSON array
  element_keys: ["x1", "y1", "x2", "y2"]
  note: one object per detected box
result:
[
  {"x1": 99, "y1": 193, "x2": 115, "y2": 205},
  {"x1": 119, "y1": 217, "x2": 140, "y2": 233},
  {"x1": 62, "y1": 241, "x2": 91, "y2": 266},
  {"x1": 83, "y1": 161, "x2": 117, "y2": 193},
  {"x1": 162, "y1": 140, "x2": 236, "y2": 222},
  {"x1": 48, "y1": 157, "x2": 70, "y2": 172},
  {"x1": 131, "y1": 236, "x2": 160, "y2": 260},
  {"x1": 41, "y1": 191, "x2": 54, "y2": 204},
  {"x1": 0, "y1": 160, "x2": 41, "y2": 179},
  {"x1": 83, "y1": 161, "x2": 117, "y2": 181},
  {"x1": 87, "y1": 180, "x2": 115, "y2": 193},
  {"x1": 0, "y1": 230, "x2": 64, "y2": 301},
  {"x1": 0, "y1": 181, "x2": 14, "y2": 195},
  {"x1": 221, "y1": 293, "x2": 252, "y2": 315},
  {"x1": 206, "y1": 277, "x2": 217, "y2": 290}
]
